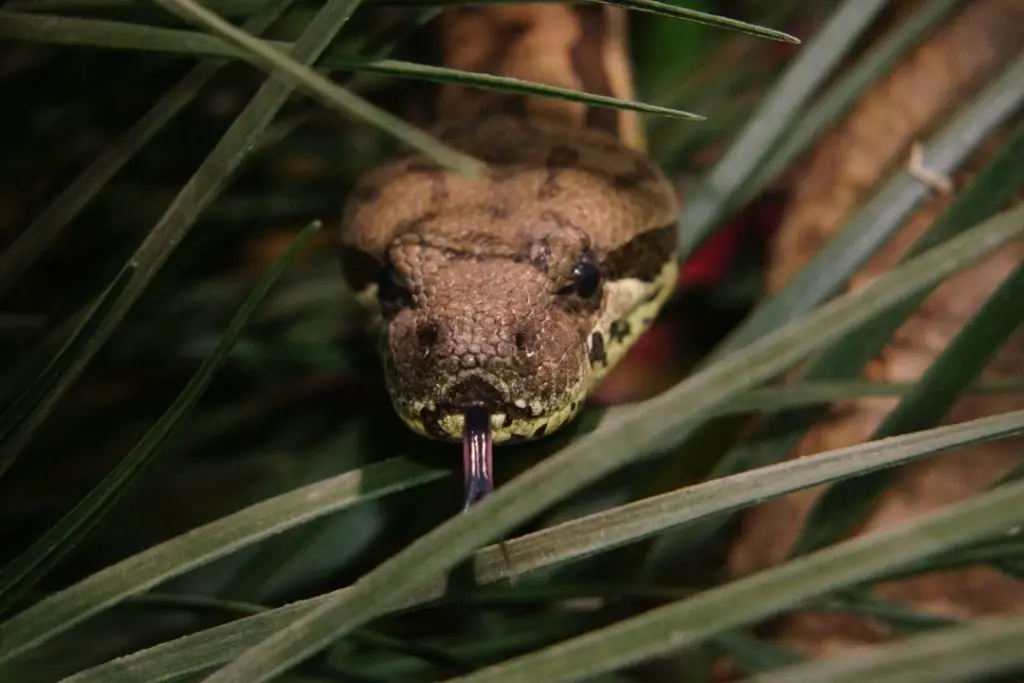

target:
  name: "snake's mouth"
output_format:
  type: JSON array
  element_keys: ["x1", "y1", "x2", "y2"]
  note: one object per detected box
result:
[{"x1": 390, "y1": 372, "x2": 587, "y2": 444}]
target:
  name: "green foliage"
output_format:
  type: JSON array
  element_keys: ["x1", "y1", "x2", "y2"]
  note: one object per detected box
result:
[{"x1": 0, "y1": 1, "x2": 1021, "y2": 682}]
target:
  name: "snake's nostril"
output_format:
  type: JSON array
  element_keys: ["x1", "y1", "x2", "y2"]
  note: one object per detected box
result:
[{"x1": 417, "y1": 322, "x2": 439, "y2": 348}]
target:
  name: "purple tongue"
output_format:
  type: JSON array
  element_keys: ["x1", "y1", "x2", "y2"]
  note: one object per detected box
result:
[{"x1": 462, "y1": 407, "x2": 493, "y2": 511}]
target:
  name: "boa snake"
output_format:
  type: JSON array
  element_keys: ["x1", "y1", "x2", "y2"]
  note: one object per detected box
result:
[{"x1": 338, "y1": 5, "x2": 679, "y2": 506}]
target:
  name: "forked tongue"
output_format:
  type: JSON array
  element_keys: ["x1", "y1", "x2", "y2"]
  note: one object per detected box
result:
[{"x1": 462, "y1": 407, "x2": 493, "y2": 511}]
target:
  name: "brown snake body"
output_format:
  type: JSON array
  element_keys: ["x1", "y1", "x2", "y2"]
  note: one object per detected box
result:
[
  {"x1": 338, "y1": 6, "x2": 679, "y2": 504},
  {"x1": 723, "y1": 0, "x2": 1024, "y2": 666}
]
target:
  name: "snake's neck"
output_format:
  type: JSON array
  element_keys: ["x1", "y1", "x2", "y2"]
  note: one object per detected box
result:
[{"x1": 435, "y1": 4, "x2": 646, "y2": 152}]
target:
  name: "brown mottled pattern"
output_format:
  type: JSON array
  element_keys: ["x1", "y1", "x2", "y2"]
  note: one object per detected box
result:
[
  {"x1": 434, "y1": 5, "x2": 644, "y2": 151},
  {"x1": 570, "y1": 5, "x2": 621, "y2": 137},
  {"x1": 717, "y1": 0, "x2": 1024, "y2": 673},
  {"x1": 338, "y1": 5, "x2": 679, "y2": 441}
]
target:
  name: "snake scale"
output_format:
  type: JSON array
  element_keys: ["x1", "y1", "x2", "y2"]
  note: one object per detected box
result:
[{"x1": 338, "y1": 5, "x2": 679, "y2": 505}]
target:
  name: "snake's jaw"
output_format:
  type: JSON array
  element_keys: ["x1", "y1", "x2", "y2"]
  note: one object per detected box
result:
[{"x1": 382, "y1": 357, "x2": 590, "y2": 445}]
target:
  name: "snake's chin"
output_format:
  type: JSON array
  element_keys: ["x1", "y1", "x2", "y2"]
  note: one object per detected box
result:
[{"x1": 386, "y1": 370, "x2": 589, "y2": 444}]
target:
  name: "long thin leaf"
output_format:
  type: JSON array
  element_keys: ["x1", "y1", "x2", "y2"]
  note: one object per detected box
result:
[
  {"x1": 151, "y1": 0, "x2": 486, "y2": 175},
  {"x1": 791, "y1": 257, "x2": 1024, "y2": 555},
  {"x1": 0, "y1": 14, "x2": 704, "y2": 120},
  {"x1": 723, "y1": 61, "x2": 1024, "y2": 353},
  {"x1": 737, "y1": 0, "x2": 966, "y2": 208},
  {"x1": 688, "y1": 119, "x2": 1024, "y2": 551},
  {"x1": 0, "y1": 0, "x2": 363, "y2": 478},
  {"x1": 474, "y1": 410, "x2": 1024, "y2": 581},
  {"x1": 578, "y1": 0, "x2": 797, "y2": 44},
  {"x1": 678, "y1": 0, "x2": 892, "y2": 252},
  {"x1": 747, "y1": 616, "x2": 1024, "y2": 683},
  {"x1": 0, "y1": 458, "x2": 446, "y2": 665},
  {"x1": 0, "y1": 1, "x2": 291, "y2": 295},
  {"x1": 54, "y1": 409, "x2": 1024, "y2": 683},
  {"x1": 648, "y1": 120, "x2": 1024, "y2": 569},
  {"x1": 442, "y1": 480, "x2": 1024, "y2": 683},
  {"x1": 0, "y1": 266, "x2": 134, "y2": 477},
  {"x1": 193, "y1": 203, "x2": 1024, "y2": 683},
  {"x1": 0, "y1": 221, "x2": 320, "y2": 618}
]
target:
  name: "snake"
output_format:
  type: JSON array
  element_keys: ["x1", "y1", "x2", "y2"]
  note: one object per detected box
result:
[
  {"x1": 337, "y1": 5, "x2": 680, "y2": 506},
  {"x1": 721, "y1": 0, "x2": 1024, "y2": 666}
]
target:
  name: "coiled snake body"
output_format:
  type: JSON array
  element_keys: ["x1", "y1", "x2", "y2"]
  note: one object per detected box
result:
[{"x1": 338, "y1": 6, "x2": 679, "y2": 504}]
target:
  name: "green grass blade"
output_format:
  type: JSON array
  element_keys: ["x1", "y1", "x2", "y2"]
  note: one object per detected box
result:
[
  {"x1": 728, "y1": 379, "x2": 1024, "y2": 414},
  {"x1": 0, "y1": 267, "x2": 133, "y2": 477},
  {"x1": 737, "y1": 0, "x2": 967, "y2": 208},
  {"x1": 151, "y1": 0, "x2": 486, "y2": 176},
  {"x1": 678, "y1": 0, "x2": 892, "y2": 252},
  {"x1": 647, "y1": 118, "x2": 1024, "y2": 579},
  {"x1": 0, "y1": 457, "x2": 446, "y2": 665},
  {"x1": 818, "y1": 590, "x2": 959, "y2": 633},
  {"x1": 6, "y1": 396, "x2": 1022, "y2": 671},
  {"x1": 579, "y1": 0, "x2": 798, "y2": 44},
  {"x1": 711, "y1": 631, "x2": 803, "y2": 675},
  {"x1": 698, "y1": 120, "x2": 1024, "y2": 531},
  {"x1": 0, "y1": 220, "x2": 319, "y2": 621},
  {"x1": 54, "y1": 408, "x2": 1024, "y2": 683},
  {"x1": 642, "y1": 121, "x2": 1024, "y2": 575},
  {"x1": 305, "y1": 0, "x2": 803, "y2": 44},
  {"x1": 479, "y1": 409, "x2": 1024, "y2": 580},
  {"x1": 723, "y1": 61, "x2": 1024, "y2": 352},
  {"x1": 747, "y1": 616, "x2": 1024, "y2": 683},
  {"x1": 0, "y1": 2, "x2": 291, "y2": 295},
  {"x1": 191, "y1": 202, "x2": 1024, "y2": 683},
  {"x1": 325, "y1": 56, "x2": 703, "y2": 119},
  {"x1": 444, "y1": 479, "x2": 1024, "y2": 683},
  {"x1": 0, "y1": 14, "x2": 704, "y2": 120},
  {"x1": 791, "y1": 258, "x2": 1024, "y2": 556},
  {"x1": 0, "y1": 0, "x2": 362, "y2": 478}
]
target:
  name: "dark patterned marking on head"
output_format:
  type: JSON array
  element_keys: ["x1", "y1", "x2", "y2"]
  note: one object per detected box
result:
[
  {"x1": 570, "y1": 6, "x2": 620, "y2": 137},
  {"x1": 611, "y1": 159, "x2": 658, "y2": 190},
  {"x1": 539, "y1": 210, "x2": 579, "y2": 231},
  {"x1": 532, "y1": 423, "x2": 548, "y2": 438},
  {"x1": 538, "y1": 147, "x2": 578, "y2": 201},
  {"x1": 396, "y1": 211, "x2": 440, "y2": 237},
  {"x1": 603, "y1": 223, "x2": 676, "y2": 283},
  {"x1": 547, "y1": 146, "x2": 580, "y2": 168},
  {"x1": 398, "y1": 160, "x2": 449, "y2": 204},
  {"x1": 496, "y1": 94, "x2": 529, "y2": 119},
  {"x1": 405, "y1": 159, "x2": 439, "y2": 174},
  {"x1": 589, "y1": 331, "x2": 607, "y2": 366},
  {"x1": 609, "y1": 320, "x2": 631, "y2": 343},
  {"x1": 538, "y1": 177, "x2": 562, "y2": 200},
  {"x1": 502, "y1": 413, "x2": 514, "y2": 428}
]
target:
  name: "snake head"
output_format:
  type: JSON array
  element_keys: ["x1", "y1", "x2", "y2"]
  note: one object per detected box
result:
[
  {"x1": 372, "y1": 219, "x2": 605, "y2": 443},
  {"x1": 338, "y1": 118, "x2": 679, "y2": 445}
]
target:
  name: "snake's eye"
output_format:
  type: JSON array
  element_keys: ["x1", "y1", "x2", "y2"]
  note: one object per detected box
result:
[
  {"x1": 378, "y1": 262, "x2": 413, "y2": 308},
  {"x1": 570, "y1": 256, "x2": 601, "y2": 298}
]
